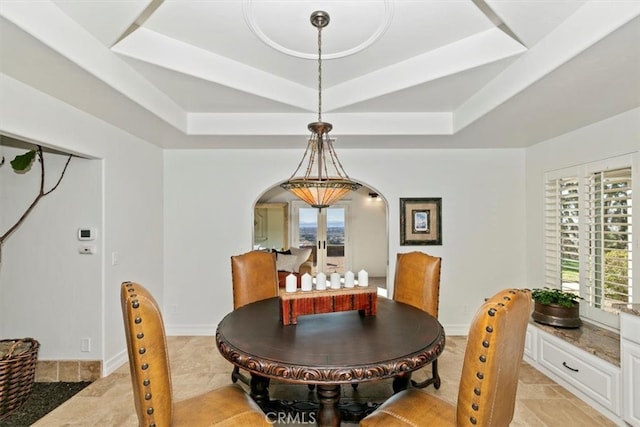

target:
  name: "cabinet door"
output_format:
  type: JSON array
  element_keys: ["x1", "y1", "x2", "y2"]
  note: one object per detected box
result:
[{"x1": 623, "y1": 340, "x2": 640, "y2": 426}]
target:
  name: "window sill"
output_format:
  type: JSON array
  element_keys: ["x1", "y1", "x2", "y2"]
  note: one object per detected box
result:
[{"x1": 529, "y1": 319, "x2": 620, "y2": 367}]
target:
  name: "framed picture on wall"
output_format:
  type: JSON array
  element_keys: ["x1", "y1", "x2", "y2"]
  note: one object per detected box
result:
[{"x1": 400, "y1": 197, "x2": 442, "y2": 245}]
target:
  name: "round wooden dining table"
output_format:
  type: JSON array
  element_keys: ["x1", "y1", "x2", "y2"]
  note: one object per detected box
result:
[{"x1": 216, "y1": 295, "x2": 445, "y2": 427}]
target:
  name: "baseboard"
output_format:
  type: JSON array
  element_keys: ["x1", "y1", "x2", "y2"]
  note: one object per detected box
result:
[
  {"x1": 104, "y1": 348, "x2": 127, "y2": 377},
  {"x1": 165, "y1": 324, "x2": 217, "y2": 336},
  {"x1": 443, "y1": 323, "x2": 470, "y2": 336}
]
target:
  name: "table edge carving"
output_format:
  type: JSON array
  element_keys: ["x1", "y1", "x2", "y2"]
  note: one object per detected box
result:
[{"x1": 215, "y1": 325, "x2": 445, "y2": 384}]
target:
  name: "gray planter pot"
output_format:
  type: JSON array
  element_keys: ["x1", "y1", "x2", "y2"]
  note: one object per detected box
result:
[{"x1": 532, "y1": 301, "x2": 582, "y2": 328}]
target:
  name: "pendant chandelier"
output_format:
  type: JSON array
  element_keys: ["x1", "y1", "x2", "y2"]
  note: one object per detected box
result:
[{"x1": 280, "y1": 10, "x2": 361, "y2": 209}]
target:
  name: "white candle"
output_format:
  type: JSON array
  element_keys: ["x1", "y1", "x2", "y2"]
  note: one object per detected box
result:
[
  {"x1": 358, "y1": 269, "x2": 368, "y2": 286},
  {"x1": 301, "y1": 273, "x2": 312, "y2": 291},
  {"x1": 344, "y1": 271, "x2": 355, "y2": 288},
  {"x1": 285, "y1": 273, "x2": 297, "y2": 293},
  {"x1": 330, "y1": 272, "x2": 341, "y2": 290},
  {"x1": 315, "y1": 272, "x2": 326, "y2": 290}
]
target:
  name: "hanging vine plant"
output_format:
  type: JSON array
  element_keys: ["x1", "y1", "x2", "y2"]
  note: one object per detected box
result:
[{"x1": 0, "y1": 144, "x2": 72, "y2": 262}]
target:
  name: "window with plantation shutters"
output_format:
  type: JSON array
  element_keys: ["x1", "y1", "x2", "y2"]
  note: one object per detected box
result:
[
  {"x1": 544, "y1": 154, "x2": 635, "y2": 330},
  {"x1": 585, "y1": 167, "x2": 632, "y2": 313},
  {"x1": 545, "y1": 175, "x2": 580, "y2": 293}
]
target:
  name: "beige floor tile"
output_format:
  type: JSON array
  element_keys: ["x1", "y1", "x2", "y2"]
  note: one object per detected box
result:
[
  {"x1": 33, "y1": 335, "x2": 617, "y2": 426},
  {"x1": 519, "y1": 399, "x2": 616, "y2": 427}
]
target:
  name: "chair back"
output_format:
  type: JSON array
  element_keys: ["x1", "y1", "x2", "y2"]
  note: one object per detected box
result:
[
  {"x1": 393, "y1": 251, "x2": 441, "y2": 316},
  {"x1": 231, "y1": 250, "x2": 279, "y2": 309},
  {"x1": 456, "y1": 288, "x2": 531, "y2": 426},
  {"x1": 121, "y1": 281, "x2": 173, "y2": 427}
]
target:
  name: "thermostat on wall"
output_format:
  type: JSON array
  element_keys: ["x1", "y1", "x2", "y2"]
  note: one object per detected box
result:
[{"x1": 78, "y1": 228, "x2": 97, "y2": 241}]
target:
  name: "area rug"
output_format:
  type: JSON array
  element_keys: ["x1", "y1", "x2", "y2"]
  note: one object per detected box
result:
[{"x1": 0, "y1": 382, "x2": 90, "y2": 426}]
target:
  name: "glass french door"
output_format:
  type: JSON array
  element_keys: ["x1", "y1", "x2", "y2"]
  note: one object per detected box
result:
[{"x1": 292, "y1": 201, "x2": 349, "y2": 274}]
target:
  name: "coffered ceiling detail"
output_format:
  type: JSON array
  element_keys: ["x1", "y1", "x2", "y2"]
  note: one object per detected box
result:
[{"x1": 1, "y1": 0, "x2": 638, "y2": 149}]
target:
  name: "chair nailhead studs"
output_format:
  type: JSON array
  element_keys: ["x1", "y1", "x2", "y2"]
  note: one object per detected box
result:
[
  {"x1": 145, "y1": 393, "x2": 152, "y2": 400},
  {"x1": 132, "y1": 300, "x2": 140, "y2": 308},
  {"x1": 479, "y1": 355, "x2": 486, "y2": 363},
  {"x1": 486, "y1": 325, "x2": 493, "y2": 333},
  {"x1": 137, "y1": 332, "x2": 144, "y2": 339},
  {"x1": 476, "y1": 372, "x2": 484, "y2": 379},
  {"x1": 139, "y1": 347, "x2": 146, "y2": 354},
  {"x1": 143, "y1": 379, "x2": 150, "y2": 386},
  {"x1": 482, "y1": 340, "x2": 490, "y2": 348},
  {"x1": 141, "y1": 363, "x2": 149, "y2": 370},
  {"x1": 149, "y1": 424, "x2": 155, "y2": 427},
  {"x1": 472, "y1": 403, "x2": 479, "y2": 411},
  {"x1": 474, "y1": 387, "x2": 481, "y2": 396},
  {"x1": 135, "y1": 317, "x2": 142, "y2": 324},
  {"x1": 146, "y1": 407, "x2": 154, "y2": 415},
  {"x1": 488, "y1": 308, "x2": 496, "y2": 316},
  {"x1": 470, "y1": 416, "x2": 477, "y2": 424}
]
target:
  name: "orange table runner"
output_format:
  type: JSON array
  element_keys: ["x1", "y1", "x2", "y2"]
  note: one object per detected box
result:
[{"x1": 279, "y1": 286, "x2": 377, "y2": 325}]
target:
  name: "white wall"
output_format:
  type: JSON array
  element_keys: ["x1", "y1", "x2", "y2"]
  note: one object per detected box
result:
[
  {"x1": 0, "y1": 145, "x2": 102, "y2": 359},
  {"x1": 163, "y1": 148, "x2": 526, "y2": 334},
  {"x1": 347, "y1": 190, "x2": 387, "y2": 277},
  {"x1": 0, "y1": 75, "x2": 163, "y2": 374},
  {"x1": 525, "y1": 108, "x2": 640, "y2": 289}
]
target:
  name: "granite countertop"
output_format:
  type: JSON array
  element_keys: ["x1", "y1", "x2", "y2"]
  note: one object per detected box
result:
[
  {"x1": 613, "y1": 303, "x2": 640, "y2": 316},
  {"x1": 529, "y1": 319, "x2": 620, "y2": 367}
]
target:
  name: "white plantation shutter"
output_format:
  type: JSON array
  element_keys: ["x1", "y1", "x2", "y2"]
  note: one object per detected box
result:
[
  {"x1": 585, "y1": 167, "x2": 632, "y2": 311},
  {"x1": 544, "y1": 155, "x2": 635, "y2": 330},
  {"x1": 545, "y1": 175, "x2": 580, "y2": 292}
]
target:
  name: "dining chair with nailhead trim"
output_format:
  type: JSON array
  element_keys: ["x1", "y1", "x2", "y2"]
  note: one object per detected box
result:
[
  {"x1": 393, "y1": 251, "x2": 442, "y2": 390},
  {"x1": 121, "y1": 281, "x2": 270, "y2": 427},
  {"x1": 229, "y1": 251, "x2": 280, "y2": 387},
  {"x1": 360, "y1": 288, "x2": 531, "y2": 427}
]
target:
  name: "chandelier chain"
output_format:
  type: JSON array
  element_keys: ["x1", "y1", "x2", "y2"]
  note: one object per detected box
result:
[{"x1": 317, "y1": 24, "x2": 322, "y2": 123}]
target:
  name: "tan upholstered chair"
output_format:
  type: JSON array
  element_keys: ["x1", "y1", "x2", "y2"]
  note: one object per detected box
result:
[
  {"x1": 120, "y1": 281, "x2": 269, "y2": 427},
  {"x1": 393, "y1": 251, "x2": 442, "y2": 389},
  {"x1": 230, "y1": 251, "x2": 279, "y2": 385},
  {"x1": 360, "y1": 288, "x2": 532, "y2": 427}
]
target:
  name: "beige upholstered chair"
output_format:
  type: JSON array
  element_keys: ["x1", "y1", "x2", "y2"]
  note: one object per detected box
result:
[
  {"x1": 360, "y1": 288, "x2": 532, "y2": 427},
  {"x1": 393, "y1": 251, "x2": 442, "y2": 389},
  {"x1": 120, "y1": 281, "x2": 269, "y2": 427},
  {"x1": 230, "y1": 251, "x2": 279, "y2": 385}
]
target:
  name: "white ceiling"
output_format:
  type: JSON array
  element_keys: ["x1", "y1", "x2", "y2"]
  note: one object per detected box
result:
[{"x1": 1, "y1": 0, "x2": 638, "y2": 149}]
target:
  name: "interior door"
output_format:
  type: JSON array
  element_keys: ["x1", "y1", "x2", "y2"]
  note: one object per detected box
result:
[{"x1": 292, "y1": 201, "x2": 349, "y2": 274}]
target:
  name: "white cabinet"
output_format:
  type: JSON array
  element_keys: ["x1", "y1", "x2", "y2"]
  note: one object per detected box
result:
[
  {"x1": 621, "y1": 312, "x2": 640, "y2": 426},
  {"x1": 526, "y1": 324, "x2": 622, "y2": 424},
  {"x1": 537, "y1": 330, "x2": 620, "y2": 415},
  {"x1": 524, "y1": 325, "x2": 536, "y2": 362}
]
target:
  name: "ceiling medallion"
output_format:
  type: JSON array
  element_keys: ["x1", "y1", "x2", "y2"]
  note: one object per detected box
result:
[{"x1": 242, "y1": 0, "x2": 394, "y2": 59}]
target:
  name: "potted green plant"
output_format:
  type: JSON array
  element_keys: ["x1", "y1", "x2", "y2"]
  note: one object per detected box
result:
[{"x1": 531, "y1": 287, "x2": 582, "y2": 328}]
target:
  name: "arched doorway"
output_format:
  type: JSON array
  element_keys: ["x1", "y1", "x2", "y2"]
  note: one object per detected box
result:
[{"x1": 253, "y1": 182, "x2": 388, "y2": 290}]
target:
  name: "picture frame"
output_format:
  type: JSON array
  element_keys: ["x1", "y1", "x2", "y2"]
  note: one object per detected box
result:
[{"x1": 400, "y1": 197, "x2": 442, "y2": 245}]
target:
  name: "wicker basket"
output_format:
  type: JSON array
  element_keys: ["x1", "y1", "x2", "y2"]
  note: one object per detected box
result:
[{"x1": 0, "y1": 338, "x2": 40, "y2": 419}]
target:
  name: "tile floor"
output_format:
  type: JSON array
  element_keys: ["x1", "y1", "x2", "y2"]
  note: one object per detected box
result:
[{"x1": 33, "y1": 335, "x2": 616, "y2": 426}]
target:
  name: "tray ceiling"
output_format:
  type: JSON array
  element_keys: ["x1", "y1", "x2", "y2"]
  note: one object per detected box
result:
[{"x1": 1, "y1": 0, "x2": 638, "y2": 149}]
